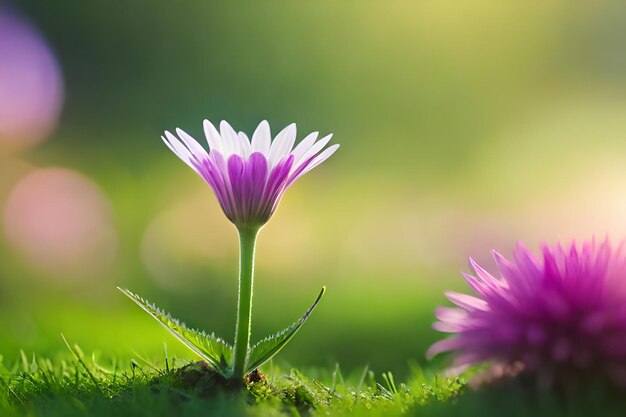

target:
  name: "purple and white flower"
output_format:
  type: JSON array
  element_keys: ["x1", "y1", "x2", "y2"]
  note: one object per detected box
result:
[
  {"x1": 428, "y1": 238, "x2": 626, "y2": 388},
  {"x1": 163, "y1": 120, "x2": 339, "y2": 228}
]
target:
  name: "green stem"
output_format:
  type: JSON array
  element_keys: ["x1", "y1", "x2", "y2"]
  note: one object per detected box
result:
[{"x1": 232, "y1": 225, "x2": 260, "y2": 380}]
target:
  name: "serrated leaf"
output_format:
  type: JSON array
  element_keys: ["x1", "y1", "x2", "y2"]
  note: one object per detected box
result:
[
  {"x1": 118, "y1": 288, "x2": 232, "y2": 375},
  {"x1": 247, "y1": 287, "x2": 325, "y2": 372}
]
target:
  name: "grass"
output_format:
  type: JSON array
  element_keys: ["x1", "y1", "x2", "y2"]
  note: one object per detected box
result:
[
  {"x1": 0, "y1": 339, "x2": 463, "y2": 417},
  {"x1": 2, "y1": 343, "x2": 626, "y2": 417}
]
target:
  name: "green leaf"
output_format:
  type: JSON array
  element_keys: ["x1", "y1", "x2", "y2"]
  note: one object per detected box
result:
[
  {"x1": 118, "y1": 288, "x2": 232, "y2": 375},
  {"x1": 247, "y1": 287, "x2": 325, "y2": 373}
]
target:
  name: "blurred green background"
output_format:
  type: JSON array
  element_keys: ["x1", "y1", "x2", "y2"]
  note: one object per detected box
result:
[{"x1": 1, "y1": 0, "x2": 626, "y2": 378}]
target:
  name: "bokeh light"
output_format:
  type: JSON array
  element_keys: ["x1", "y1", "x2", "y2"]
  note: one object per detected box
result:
[
  {"x1": 0, "y1": 6, "x2": 63, "y2": 149},
  {"x1": 3, "y1": 168, "x2": 117, "y2": 278},
  {"x1": 141, "y1": 189, "x2": 235, "y2": 292}
]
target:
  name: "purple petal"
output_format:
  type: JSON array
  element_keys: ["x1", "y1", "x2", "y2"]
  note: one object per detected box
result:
[
  {"x1": 426, "y1": 337, "x2": 466, "y2": 359},
  {"x1": 433, "y1": 321, "x2": 465, "y2": 333},
  {"x1": 242, "y1": 152, "x2": 268, "y2": 221},
  {"x1": 227, "y1": 154, "x2": 245, "y2": 220},
  {"x1": 445, "y1": 291, "x2": 489, "y2": 312},
  {"x1": 258, "y1": 155, "x2": 294, "y2": 218},
  {"x1": 435, "y1": 306, "x2": 468, "y2": 322},
  {"x1": 512, "y1": 243, "x2": 542, "y2": 278}
]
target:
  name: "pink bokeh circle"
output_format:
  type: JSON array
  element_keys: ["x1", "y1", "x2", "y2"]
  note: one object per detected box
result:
[{"x1": 3, "y1": 168, "x2": 117, "y2": 277}]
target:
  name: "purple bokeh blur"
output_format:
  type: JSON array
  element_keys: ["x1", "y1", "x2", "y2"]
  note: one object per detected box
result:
[{"x1": 0, "y1": 6, "x2": 63, "y2": 149}]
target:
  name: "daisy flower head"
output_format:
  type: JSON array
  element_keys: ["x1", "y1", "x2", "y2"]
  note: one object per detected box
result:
[
  {"x1": 162, "y1": 120, "x2": 339, "y2": 229},
  {"x1": 428, "y1": 238, "x2": 626, "y2": 389}
]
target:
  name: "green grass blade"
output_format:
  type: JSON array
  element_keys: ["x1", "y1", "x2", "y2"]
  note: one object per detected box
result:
[
  {"x1": 247, "y1": 287, "x2": 325, "y2": 373},
  {"x1": 61, "y1": 335, "x2": 100, "y2": 390},
  {"x1": 118, "y1": 288, "x2": 232, "y2": 375}
]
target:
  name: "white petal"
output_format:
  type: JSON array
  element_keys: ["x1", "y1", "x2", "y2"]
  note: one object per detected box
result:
[
  {"x1": 175, "y1": 128, "x2": 208, "y2": 158},
  {"x1": 251, "y1": 120, "x2": 271, "y2": 154},
  {"x1": 297, "y1": 133, "x2": 333, "y2": 165},
  {"x1": 238, "y1": 132, "x2": 251, "y2": 159},
  {"x1": 300, "y1": 144, "x2": 339, "y2": 176},
  {"x1": 220, "y1": 120, "x2": 239, "y2": 157},
  {"x1": 203, "y1": 120, "x2": 223, "y2": 153},
  {"x1": 268, "y1": 123, "x2": 296, "y2": 168},
  {"x1": 162, "y1": 133, "x2": 193, "y2": 168},
  {"x1": 290, "y1": 131, "x2": 318, "y2": 163}
]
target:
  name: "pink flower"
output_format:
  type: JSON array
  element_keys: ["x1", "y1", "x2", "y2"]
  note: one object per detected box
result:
[
  {"x1": 163, "y1": 120, "x2": 339, "y2": 228},
  {"x1": 428, "y1": 239, "x2": 626, "y2": 388}
]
